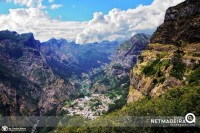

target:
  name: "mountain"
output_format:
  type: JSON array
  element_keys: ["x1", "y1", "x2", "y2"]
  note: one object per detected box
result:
[
  {"x1": 114, "y1": 33, "x2": 150, "y2": 70},
  {"x1": 39, "y1": 33, "x2": 149, "y2": 120},
  {"x1": 0, "y1": 30, "x2": 75, "y2": 115},
  {"x1": 88, "y1": 34, "x2": 150, "y2": 93},
  {"x1": 0, "y1": 29, "x2": 150, "y2": 118},
  {"x1": 127, "y1": 0, "x2": 200, "y2": 103},
  {"x1": 151, "y1": 0, "x2": 200, "y2": 44},
  {"x1": 57, "y1": 0, "x2": 200, "y2": 132},
  {"x1": 0, "y1": 29, "x2": 149, "y2": 118},
  {"x1": 41, "y1": 39, "x2": 119, "y2": 79},
  {"x1": 76, "y1": 33, "x2": 150, "y2": 112}
]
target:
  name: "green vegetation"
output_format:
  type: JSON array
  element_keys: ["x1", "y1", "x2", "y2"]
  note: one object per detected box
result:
[
  {"x1": 77, "y1": 49, "x2": 110, "y2": 71},
  {"x1": 119, "y1": 41, "x2": 132, "y2": 50},
  {"x1": 112, "y1": 63, "x2": 123, "y2": 70},
  {"x1": 187, "y1": 66, "x2": 200, "y2": 86},
  {"x1": 192, "y1": 53, "x2": 200, "y2": 57},
  {"x1": 0, "y1": 62, "x2": 40, "y2": 115},
  {"x1": 137, "y1": 55, "x2": 144, "y2": 62},
  {"x1": 90, "y1": 69, "x2": 106, "y2": 83},
  {"x1": 55, "y1": 43, "x2": 200, "y2": 132},
  {"x1": 0, "y1": 31, "x2": 33, "y2": 43},
  {"x1": 174, "y1": 40, "x2": 184, "y2": 47},
  {"x1": 122, "y1": 86, "x2": 200, "y2": 116},
  {"x1": 142, "y1": 58, "x2": 170, "y2": 77},
  {"x1": 161, "y1": 60, "x2": 170, "y2": 69},
  {"x1": 141, "y1": 58, "x2": 160, "y2": 76},
  {"x1": 0, "y1": 31, "x2": 19, "y2": 41},
  {"x1": 10, "y1": 48, "x2": 23, "y2": 59},
  {"x1": 170, "y1": 52, "x2": 186, "y2": 80},
  {"x1": 141, "y1": 57, "x2": 170, "y2": 85},
  {"x1": 86, "y1": 65, "x2": 130, "y2": 112},
  {"x1": 56, "y1": 86, "x2": 200, "y2": 133},
  {"x1": 106, "y1": 89, "x2": 128, "y2": 112},
  {"x1": 89, "y1": 99, "x2": 102, "y2": 109},
  {"x1": 99, "y1": 77, "x2": 110, "y2": 86},
  {"x1": 32, "y1": 68, "x2": 50, "y2": 85},
  {"x1": 64, "y1": 101, "x2": 72, "y2": 107}
]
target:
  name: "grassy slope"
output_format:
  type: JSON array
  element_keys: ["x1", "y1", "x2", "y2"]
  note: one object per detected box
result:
[{"x1": 56, "y1": 86, "x2": 199, "y2": 133}]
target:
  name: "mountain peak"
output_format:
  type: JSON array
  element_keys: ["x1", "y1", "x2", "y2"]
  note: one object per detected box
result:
[
  {"x1": 150, "y1": 0, "x2": 200, "y2": 44},
  {"x1": 47, "y1": 38, "x2": 67, "y2": 44},
  {"x1": 0, "y1": 30, "x2": 40, "y2": 49},
  {"x1": 165, "y1": 0, "x2": 200, "y2": 22},
  {"x1": 131, "y1": 33, "x2": 150, "y2": 42}
]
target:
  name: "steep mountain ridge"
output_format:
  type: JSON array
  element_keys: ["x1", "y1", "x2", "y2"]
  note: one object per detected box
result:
[
  {"x1": 151, "y1": 0, "x2": 200, "y2": 44},
  {"x1": 0, "y1": 30, "x2": 75, "y2": 115},
  {"x1": 89, "y1": 34, "x2": 150, "y2": 93},
  {"x1": 114, "y1": 33, "x2": 150, "y2": 70},
  {"x1": 128, "y1": 0, "x2": 200, "y2": 103}
]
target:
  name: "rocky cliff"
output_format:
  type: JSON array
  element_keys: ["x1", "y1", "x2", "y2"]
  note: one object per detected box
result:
[
  {"x1": 151, "y1": 0, "x2": 200, "y2": 44},
  {"x1": 128, "y1": 0, "x2": 200, "y2": 103},
  {"x1": 0, "y1": 30, "x2": 75, "y2": 115}
]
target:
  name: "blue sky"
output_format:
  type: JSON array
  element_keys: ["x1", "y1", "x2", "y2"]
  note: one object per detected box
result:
[
  {"x1": 0, "y1": 0, "x2": 184, "y2": 43},
  {"x1": 1, "y1": 0, "x2": 153, "y2": 21},
  {"x1": 45, "y1": 0, "x2": 154, "y2": 21}
]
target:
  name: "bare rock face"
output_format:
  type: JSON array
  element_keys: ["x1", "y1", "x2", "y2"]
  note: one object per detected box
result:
[
  {"x1": 0, "y1": 30, "x2": 75, "y2": 116},
  {"x1": 150, "y1": 0, "x2": 200, "y2": 44},
  {"x1": 165, "y1": 0, "x2": 200, "y2": 21},
  {"x1": 127, "y1": 86, "x2": 144, "y2": 103}
]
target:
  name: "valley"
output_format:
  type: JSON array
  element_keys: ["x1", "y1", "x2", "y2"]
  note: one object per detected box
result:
[
  {"x1": 0, "y1": 30, "x2": 149, "y2": 118},
  {"x1": 0, "y1": 0, "x2": 199, "y2": 133},
  {"x1": 57, "y1": 0, "x2": 200, "y2": 132},
  {"x1": 41, "y1": 33, "x2": 150, "y2": 118}
]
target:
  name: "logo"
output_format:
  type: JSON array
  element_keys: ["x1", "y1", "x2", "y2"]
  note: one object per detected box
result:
[
  {"x1": 1, "y1": 126, "x2": 8, "y2": 132},
  {"x1": 150, "y1": 113, "x2": 196, "y2": 127},
  {"x1": 185, "y1": 113, "x2": 196, "y2": 124}
]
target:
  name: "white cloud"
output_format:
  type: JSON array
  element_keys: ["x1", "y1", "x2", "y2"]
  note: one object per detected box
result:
[
  {"x1": 50, "y1": 4, "x2": 62, "y2": 9},
  {"x1": 75, "y1": 0, "x2": 185, "y2": 44},
  {"x1": 6, "y1": 0, "x2": 44, "y2": 8},
  {"x1": 0, "y1": 0, "x2": 185, "y2": 44},
  {"x1": 0, "y1": 8, "x2": 87, "y2": 42}
]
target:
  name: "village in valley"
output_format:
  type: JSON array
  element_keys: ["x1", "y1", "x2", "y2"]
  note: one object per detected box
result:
[{"x1": 62, "y1": 94, "x2": 116, "y2": 120}]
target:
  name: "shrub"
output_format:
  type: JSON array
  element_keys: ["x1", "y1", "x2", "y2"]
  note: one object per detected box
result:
[
  {"x1": 112, "y1": 63, "x2": 123, "y2": 70},
  {"x1": 169, "y1": 50, "x2": 186, "y2": 80},
  {"x1": 142, "y1": 59, "x2": 160, "y2": 76},
  {"x1": 187, "y1": 66, "x2": 200, "y2": 86},
  {"x1": 170, "y1": 60, "x2": 185, "y2": 80}
]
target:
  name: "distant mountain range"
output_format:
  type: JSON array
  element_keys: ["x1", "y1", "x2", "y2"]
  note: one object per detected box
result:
[
  {"x1": 0, "y1": 30, "x2": 149, "y2": 117},
  {"x1": 41, "y1": 38, "x2": 119, "y2": 78},
  {"x1": 1, "y1": 0, "x2": 199, "y2": 132}
]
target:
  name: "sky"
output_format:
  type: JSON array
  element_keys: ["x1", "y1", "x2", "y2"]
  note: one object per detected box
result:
[{"x1": 0, "y1": 0, "x2": 185, "y2": 44}]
